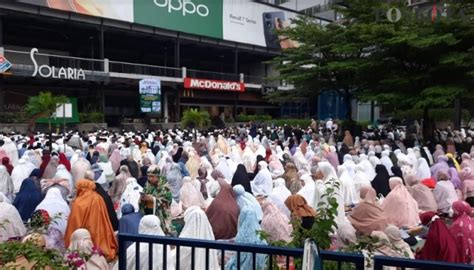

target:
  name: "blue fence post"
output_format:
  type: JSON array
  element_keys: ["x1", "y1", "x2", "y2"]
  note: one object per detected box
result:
[{"x1": 118, "y1": 234, "x2": 127, "y2": 270}]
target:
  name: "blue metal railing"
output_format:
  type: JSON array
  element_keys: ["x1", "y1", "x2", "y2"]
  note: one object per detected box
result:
[{"x1": 118, "y1": 233, "x2": 474, "y2": 270}]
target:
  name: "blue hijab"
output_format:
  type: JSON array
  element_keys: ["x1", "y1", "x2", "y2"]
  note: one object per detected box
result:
[
  {"x1": 13, "y1": 178, "x2": 42, "y2": 222},
  {"x1": 225, "y1": 206, "x2": 268, "y2": 270},
  {"x1": 119, "y1": 204, "x2": 142, "y2": 234}
]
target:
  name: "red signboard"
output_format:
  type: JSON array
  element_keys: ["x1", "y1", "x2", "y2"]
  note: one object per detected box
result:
[{"x1": 184, "y1": 78, "x2": 245, "y2": 92}]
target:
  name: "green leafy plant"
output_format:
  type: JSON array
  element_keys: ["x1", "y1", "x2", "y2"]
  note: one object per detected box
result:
[
  {"x1": 235, "y1": 114, "x2": 272, "y2": 122},
  {"x1": 25, "y1": 91, "x2": 68, "y2": 133},
  {"x1": 181, "y1": 108, "x2": 210, "y2": 129},
  {"x1": 0, "y1": 240, "x2": 67, "y2": 269}
]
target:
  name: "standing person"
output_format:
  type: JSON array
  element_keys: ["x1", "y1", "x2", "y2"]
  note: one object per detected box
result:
[{"x1": 139, "y1": 165, "x2": 173, "y2": 235}]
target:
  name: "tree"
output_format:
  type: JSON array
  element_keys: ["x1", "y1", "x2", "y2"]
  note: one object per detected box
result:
[
  {"x1": 269, "y1": 0, "x2": 473, "y2": 135},
  {"x1": 25, "y1": 91, "x2": 68, "y2": 133}
]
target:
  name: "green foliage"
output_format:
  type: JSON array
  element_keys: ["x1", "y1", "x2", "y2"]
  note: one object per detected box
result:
[
  {"x1": 0, "y1": 112, "x2": 28, "y2": 124},
  {"x1": 79, "y1": 112, "x2": 104, "y2": 123},
  {"x1": 25, "y1": 91, "x2": 68, "y2": 131},
  {"x1": 180, "y1": 108, "x2": 210, "y2": 129},
  {"x1": 0, "y1": 240, "x2": 67, "y2": 269},
  {"x1": 270, "y1": 0, "x2": 474, "y2": 125},
  {"x1": 235, "y1": 114, "x2": 272, "y2": 122},
  {"x1": 393, "y1": 108, "x2": 471, "y2": 122}
]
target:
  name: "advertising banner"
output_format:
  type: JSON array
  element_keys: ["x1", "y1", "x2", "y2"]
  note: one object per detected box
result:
[
  {"x1": 139, "y1": 79, "x2": 161, "y2": 113},
  {"x1": 36, "y1": 97, "x2": 80, "y2": 124},
  {"x1": 184, "y1": 78, "x2": 245, "y2": 92},
  {"x1": 16, "y1": 0, "x2": 299, "y2": 49}
]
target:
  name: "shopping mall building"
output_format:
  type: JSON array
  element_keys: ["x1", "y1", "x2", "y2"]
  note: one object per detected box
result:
[{"x1": 0, "y1": 0, "x2": 365, "y2": 126}]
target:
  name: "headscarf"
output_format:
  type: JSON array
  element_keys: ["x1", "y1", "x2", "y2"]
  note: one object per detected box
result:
[
  {"x1": 416, "y1": 157, "x2": 432, "y2": 181},
  {"x1": 384, "y1": 225, "x2": 414, "y2": 258},
  {"x1": 450, "y1": 201, "x2": 474, "y2": 263},
  {"x1": 2, "y1": 156, "x2": 13, "y2": 175},
  {"x1": 405, "y1": 175, "x2": 438, "y2": 213},
  {"x1": 446, "y1": 153, "x2": 461, "y2": 172},
  {"x1": 205, "y1": 179, "x2": 239, "y2": 240},
  {"x1": 0, "y1": 165, "x2": 13, "y2": 196},
  {"x1": 109, "y1": 149, "x2": 122, "y2": 174},
  {"x1": 371, "y1": 231, "x2": 403, "y2": 257},
  {"x1": 54, "y1": 164, "x2": 73, "y2": 189},
  {"x1": 433, "y1": 177, "x2": 458, "y2": 214},
  {"x1": 233, "y1": 184, "x2": 263, "y2": 221},
  {"x1": 337, "y1": 165, "x2": 359, "y2": 206},
  {"x1": 68, "y1": 228, "x2": 109, "y2": 270},
  {"x1": 65, "y1": 179, "x2": 118, "y2": 261},
  {"x1": 124, "y1": 215, "x2": 174, "y2": 269},
  {"x1": 0, "y1": 195, "x2": 26, "y2": 242},
  {"x1": 225, "y1": 206, "x2": 267, "y2": 270},
  {"x1": 180, "y1": 176, "x2": 206, "y2": 210},
  {"x1": 285, "y1": 194, "x2": 316, "y2": 218},
  {"x1": 348, "y1": 186, "x2": 388, "y2": 235},
  {"x1": 251, "y1": 161, "x2": 273, "y2": 196},
  {"x1": 93, "y1": 181, "x2": 119, "y2": 232},
  {"x1": 336, "y1": 222, "x2": 357, "y2": 249},
  {"x1": 70, "y1": 155, "x2": 91, "y2": 196},
  {"x1": 380, "y1": 151, "x2": 394, "y2": 176},
  {"x1": 448, "y1": 167, "x2": 462, "y2": 190},
  {"x1": 109, "y1": 165, "x2": 131, "y2": 204},
  {"x1": 267, "y1": 178, "x2": 291, "y2": 218},
  {"x1": 118, "y1": 204, "x2": 142, "y2": 249},
  {"x1": 43, "y1": 155, "x2": 59, "y2": 180},
  {"x1": 297, "y1": 174, "x2": 317, "y2": 209},
  {"x1": 261, "y1": 199, "x2": 292, "y2": 242},
  {"x1": 381, "y1": 177, "x2": 420, "y2": 227},
  {"x1": 431, "y1": 155, "x2": 450, "y2": 181},
  {"x1": 178, "y1": 206, "x2": 219, "y2": 270},
  {"x1": 353, "y1": 163, "x2": 371, "y2": 195},
  {"x1": 11, "y1": 158, "x2": 35, "y2": 193},
  {"x1": 118, "y1": 177, "x2": 143, "y2": 218},
  {"x1": 167, "y1": 163, "x2": 183, "y2": 202},
  {"x1": 58, "y1": 153, "x2": 71, "y2": 171},
  {"x1": 282, "y1": 162, "x2": 301, "y2": 194},
  {"x1": 371, "y1": 164, "x2": 391, "y2": 197},
  {"x1": 35, "y1": 187, "x2": 70, "y2": 235},
  {"x1": 13, "y1": 178, "x2": 42, "y2": 222},
  {"x1": 215, "y1": 157, "x2": 233, "y2": 182},
  {"x1": 231, "y1": 164, "x2": 252, "y2": 194},
  {"x1": 416, "y1": 214, "x2": 462, "y2": 263}
]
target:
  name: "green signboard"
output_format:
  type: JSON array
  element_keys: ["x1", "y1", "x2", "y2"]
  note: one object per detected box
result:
[
  {"x1": 140, "y1": 79, "x2": 161, "y2": 113},
  {"x1": 36, "y1": 97, "x2": 80, "y2": 124}
]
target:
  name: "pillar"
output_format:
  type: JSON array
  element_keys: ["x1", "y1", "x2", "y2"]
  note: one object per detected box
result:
[{"x1": 163, "y1": 92, "x2": 168, "y2": 123}]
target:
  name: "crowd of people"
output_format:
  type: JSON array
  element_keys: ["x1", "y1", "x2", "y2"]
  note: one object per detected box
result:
[{"x1": 0, "y1": 121, "x2": 473, "y2": 269}]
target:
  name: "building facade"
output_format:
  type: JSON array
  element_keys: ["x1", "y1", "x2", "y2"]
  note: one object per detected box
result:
[{"x1": 0, "y1": 0, "x2": 329, "y2": 125}]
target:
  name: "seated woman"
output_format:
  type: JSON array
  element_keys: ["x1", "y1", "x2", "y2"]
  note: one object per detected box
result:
[
  {"x1": 67, "y1": 228, "x2": 109, "y2": 269},
  {"x1": 449, "y1": 200, "x2": 474, "y2": 264},
  {"x1": 225, "y1": 206, "x2": 267, "y2": 270},
  {"x1": 285, "y1": 194, "x2": 317, "y2": 230},
  {"x1": 382, "y1": 177, "x2": 420, "y2": 228},
  {"x1": 0, "y1": 193, "x2": 26, "y2": 242},
  {"x1": 348, "y1": 186, "x2": 388, "y2": 235},
  {"x1": 177, "y1": 206, "x2": 219, "y2": 270},
  {"x1": 123, "y1": 215, "x2": 175, "y2": 270}
]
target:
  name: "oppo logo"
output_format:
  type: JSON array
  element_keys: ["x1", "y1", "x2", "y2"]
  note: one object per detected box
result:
[{"x1": 153, "y1": 0, "x2": 209, "y2": 17}]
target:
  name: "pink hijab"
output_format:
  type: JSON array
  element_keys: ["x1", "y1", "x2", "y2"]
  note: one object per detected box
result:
[
  {"x1": 109, "y1": 149, "x2": 122, "y2": 174},
  {"x1": 268, "y1": 155, "x2": 284, "y2": 174},
  {"x1": 382, "y1": 177, "x2": 420, "y2": 227},
  {"x1": 348, "y1": 186, "x2": 388, "y2": 235},
  {"x1": 260, "y1": 199, "x2": 292, "y2": 242},
  {"x1": 450, "y1": 201, "x2": 474, "y2": 263},
  {"x1": 461, "y1": 168, "x2": 474, "y2": 199}
]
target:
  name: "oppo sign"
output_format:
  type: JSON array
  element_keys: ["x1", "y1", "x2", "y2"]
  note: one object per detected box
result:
[
  {"x1": 30, "y1": 48, "x2": 85, "y2": 80},
  {"x1": 153, "y1": 0, "x2": 209, "y2": 17}
]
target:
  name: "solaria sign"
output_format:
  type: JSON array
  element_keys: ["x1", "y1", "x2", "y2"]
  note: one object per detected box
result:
[
  {"x1": 30, "y1": 48, "x2": 86, "y2": 80},
  {"x1": 153, "y1": 0, "x2": 209, "y2": 17}
]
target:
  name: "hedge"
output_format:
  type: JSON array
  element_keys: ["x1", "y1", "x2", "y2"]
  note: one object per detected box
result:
[
  {"x1": 79, "y1": 112, "x2": 104, "y2": 123},
  {"x1": 235, "y1": 114, "x2": 272, "y2": 122},
  {"x1": 394, "y1": 108, "x2": 471, "y2": 122}
]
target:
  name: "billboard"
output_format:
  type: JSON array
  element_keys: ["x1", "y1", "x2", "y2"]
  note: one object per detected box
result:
[
  {"x1": 16, "y1": 0, "x2": 299, "y2": 49},
  {"x1": 139, "y1": 79, "x2": 161, "y2": 113}
]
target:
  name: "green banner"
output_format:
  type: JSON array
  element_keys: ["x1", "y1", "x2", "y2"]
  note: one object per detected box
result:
[
  {"x1": 36, "y1": 97, "x2": 80, "y2": 124},
  {"x1": 140, "y1": 79, "x2": 161, "y2": 113},
  {"x1": 134, "y1": 0, "x2": 223, "y2": 39}
]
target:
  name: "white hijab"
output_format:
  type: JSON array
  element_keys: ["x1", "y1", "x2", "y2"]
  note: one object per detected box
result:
[
  {"x1": 318, "y1": 161, "x2": 347, "y2": 225},
  {"x1": 11, "y1": 158, "x2": 34, "y2": 193},
  {"x1": 416, "y1": 157, "x2": 431, "y2": 180},
  {"x1": 268, "y1": 178, "x2": 291, "y2": 218},
  {"x1": 54, "y1": 164, "x2": 73, "y2": 189},
  {"x1": 251, "y1": 161, "x2": 273, "y2": 196},
  {"x1": 180, "y1": 176, "x2": 206, "y2": 210},
  {"x1": 2, "y1": 138, "x2": 19, "y2": 166},
  {"x1": 119, "y1": 178, "x2": 143, "y2": 219},
  {"x1": 298, "y1": 174, "x2": 317, "y2": 210},
  {"x1": 215, "y1": 157, "x2": 232, "y2": 183},
  {"x1": 337, "y1": 165, "x2": 359, "y2": 206},
  {"x1": 0, "y1": 165, "x2": 13, "y2": 196},
  {"x1": 380, "y1": 151, "x2": 394, "y2": 176},
  {"x1": 35, "y1": 187, "x2": 70, "y2": 235},
  {"x1": 124, "y1": 215, "x2": 175, "y2": 270},
  {"x1": 177, "y1": 207, "x2": 219, "y2": 270},
  {"x1": 0, "y1": 196, "x2": 26, "y2": 242}
]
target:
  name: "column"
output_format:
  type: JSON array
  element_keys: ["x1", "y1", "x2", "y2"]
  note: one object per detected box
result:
[
  {"x1": 174, "y1": 37, "x2": 180, "y2": 68},
  {"x1": 163, "y1": 92, "x2": 168, "y2": 123},
  {"x1": 99, "y1": 24, "x2": 104, "y2": 59}
]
